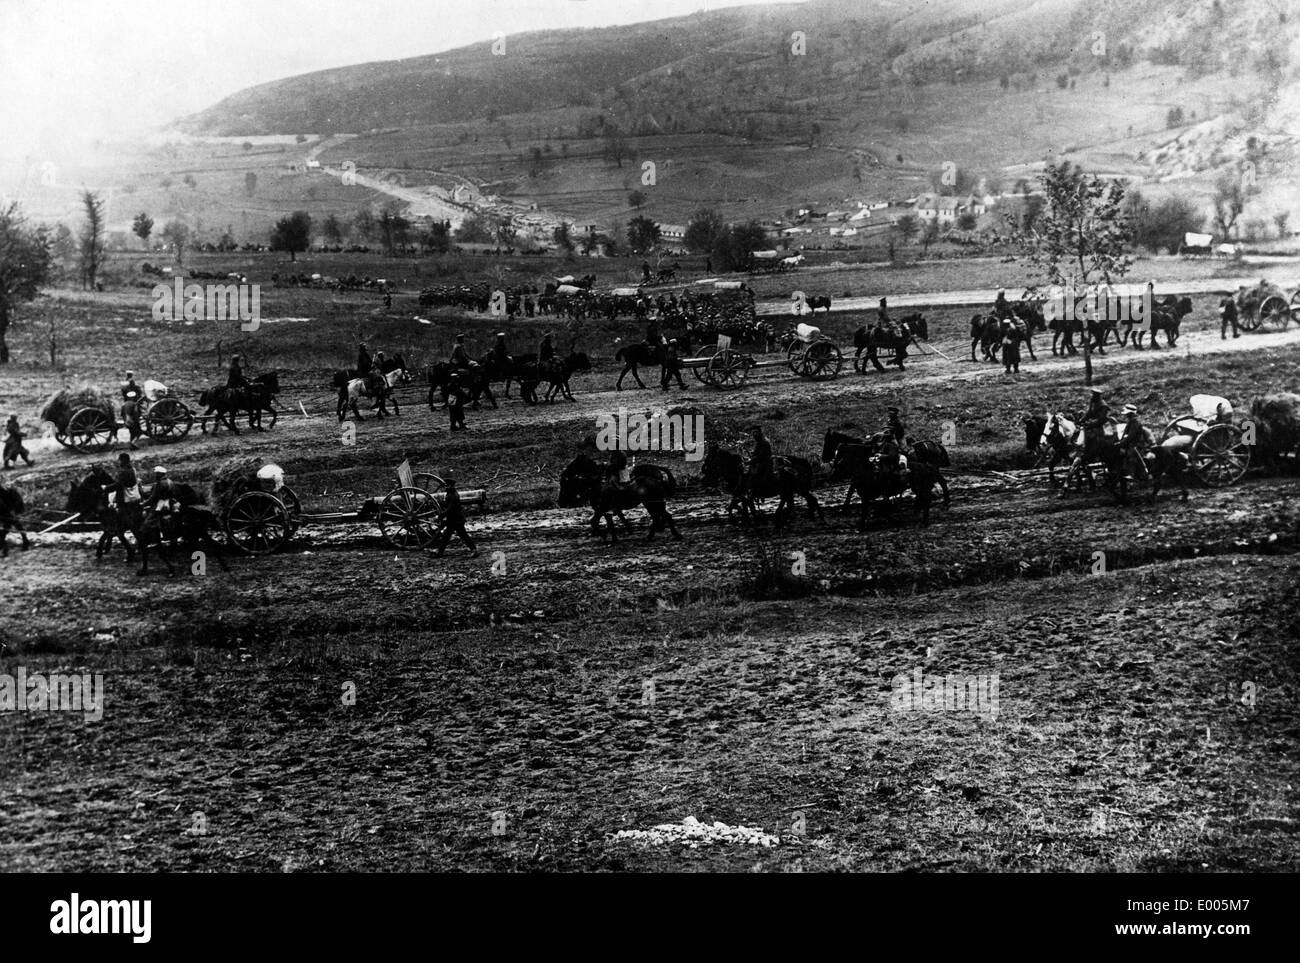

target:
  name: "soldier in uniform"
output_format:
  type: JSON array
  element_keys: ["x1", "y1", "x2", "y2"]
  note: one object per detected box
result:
[
  {"x1": 1118, "y1": 404, "x2": 1154, "y2": 479},
  {"x1": 432, "y1": 474, "x2": 477, "y2": 557},
  {"x1": 660, "y1": 339, "x2": 686, "y2": 391},
  {"x1": 120, "y1": 371, "x2": 145, "y2": 449},
  {"x1": 446, "y1": 373, "x2": 469, "y2": 432},
  {"x1": 4, "y1": 413, "x2": 33, "y2": 468},
  {"x1": 450, "y1": 334, "x2": 472, "y2": 369},
  {"x1": 993, "y1": 288, "x2": 1012, "y2": 320},
  {"x1": 884, "y1": 406, "x2": 906, "y2": 444},
  {"x1": 646, "y1": 316, "x2": 662, "y2": 347},
  {"x1": 356, "y1": 342, "x2": 373, "y2": 376},
  {"x1": 538, "y1": 332, "x2": 556, "y2": 365},
  {"x1": 227, "y1": 355, "x2": 251, "y2": 390},
  {"x1": 489, "y1": 332, "x2": 512, "y2": 370},
  {"x1": 607, "y1": 448, "x2": 629, "y2": 485},
  {"x1": 103, "y1": 452, "x2": 141, "y2": 511},
  {"x1": 1220, "y1": 293, "x2": 1240, "y2": 339}
]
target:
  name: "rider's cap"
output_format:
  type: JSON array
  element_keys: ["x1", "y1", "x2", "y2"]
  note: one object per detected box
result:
[
  {"x1": 1091, "y1": 389, "x2": 1103, "y2": 397},
  {"x1": 998, "y1": 288, "x2": 1005, "y2": 295},
  {"x1": 118, "y1": 452, "x2": 131, "y2": 462},
  {"x1": 153, "y1": 466, "x2": 167, "y2": 475},
  {"x1": 887, "y1": 406, "x2": 899, "y2": 412},
  {"x1": 1123, "y1": 404, "x2": 1138, "y2": 416},
  {"x1": 496, "y1": 332, "x2": 506, "y2": 338},
  {"x1": 456, "y1": 334, "x2": 465, "y2": 340},
  {"x1": 125, "y1": 371, "x2": 134, "y2": 377}
]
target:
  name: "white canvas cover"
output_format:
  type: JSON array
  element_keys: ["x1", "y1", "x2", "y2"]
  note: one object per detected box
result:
[
  {"x1": 611, "y1": 287, "x2": 640, "y2": 297},
  {"x1": 556, "y1": 284, "x2": 583, "y2": 295},
  {"x1": 1190, "y1": 394, "x2": 1233, "y2": 422},
  {"x1": 142, "y1": 380, "x2": 169, "y2": 402},
  {"x1": 1184, "y1": 232, "x2": 1213, "y2": 247},
  {"x1": 795, "y1": 322, "x2": 821, "y2": 342},
  {"x1": 714, "y1": 280, "x2": 744, "y2": 290},
  {"x1": 752, "y1": 249, "x2": 780, "y2": 259}
]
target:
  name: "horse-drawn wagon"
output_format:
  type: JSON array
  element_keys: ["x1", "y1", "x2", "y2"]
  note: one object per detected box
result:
[
  {"x1": 1156, "y1": 394, "x2": 1252, "y2": 487},
  {"x1": 1237, "y1": 281, "x2": 1300, "y2": 332},
  {"x1": 214, "y1": 458, "x2": 487, "y2": 555},
  {"x1": 41, "y1": 383, "x2": 195, "y2": 453},
  {"x1": 680, "y1": 323, "x2": 844, "y2": 389}
]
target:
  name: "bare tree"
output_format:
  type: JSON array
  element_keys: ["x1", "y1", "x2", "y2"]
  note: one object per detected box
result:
[
  {"x1": 1212, "y1": 172, "x2": 1247, "y2": 239},
  {"x1": 79, "y1": 190, "x2": 106, "y2": 290}
]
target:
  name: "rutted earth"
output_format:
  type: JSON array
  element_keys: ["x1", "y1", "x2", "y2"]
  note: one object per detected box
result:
[{"x1": 2, "y1": 459, "x2": 1298, "y2": 871}]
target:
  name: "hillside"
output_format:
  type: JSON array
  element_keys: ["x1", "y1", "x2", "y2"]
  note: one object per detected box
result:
[{"x1": 180, "y1": 0, "x2": 1298, "y2": 140}]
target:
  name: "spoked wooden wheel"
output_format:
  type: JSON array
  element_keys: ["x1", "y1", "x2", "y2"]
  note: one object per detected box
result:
[
  {"x1": 1190, "y1": 424, "x2": 1250, "y2": 487},
  {"x1": 690, "y1": 345, "x2": 718, "y2": 383},
  {"x1": 279, "y1": 484, "x2": 304, "y2": 533},
  {"x1": 800, "y1": 340, "x2": 843, "y2": 380},
  {"x1": 378, "y1": 486, "x2": 444, "y2": 549},
  {"x1": 1237, "y1": 301, "x2": 1263, "y2": 331},
  {"x1": 706, "y1": 347, "x2": 750, "y2": 388},
  {"x1": 66, "y1": 407, "x2": 116, "y2": 452},
  {"x1": 411, "y1": 473, "x2": 446, "y2": 497},
  {"x1": 143, "y1": 398, "x2": 194, "y2": 441},
  {"x1": 1259, "y1": 294, "x2": 1291, "y2": 329},
  {"x1": 224, "y1": 490, "x2": 292, "y2": 555}
]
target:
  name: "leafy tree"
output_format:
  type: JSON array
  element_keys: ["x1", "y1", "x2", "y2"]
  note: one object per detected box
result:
[
  {"x1": 1005, "y1": 160, "x2": 1134, "y2": 384},
  {"x1": 628, "y1": 190, "x2": 646, "y2": 209},
  {"x1": 423, "y1": 220, "x2": 451, "y2": 253},
  {"x1": 603, "y1": 133, "x2": 629, "y2": 169},
  {"x1": 132, "y1": 212, "x2": 154, "y2": 246},
  {"x1": 1127, "y1": 192, "x2": 1203, "y2": 252},
  {"x1": 1212, "y1": 172, "x2": 1248, "y2": 239},
  {"x1": 1274, "y1": 211, "x2": 1291, "y2": 238},
  {"x1": 921, "y1": 218, "x2": 940, "y2": 254},
  {"x1": 626, "y1": 215, "x2": 661, "y2": 254},
  {"x1": 377, "y1": 208, "x2": 411, "y2": 256},
  {"x1": 1166, "y1": 106, "x2": 1185, "y2": 128},
  {"x1": 352, "y1": 208, "x2": 376, "y2": 242},
  {"x1": 161, "y1": 220, "x2": 190, "y2": 265},
  {"x1": 956, "y1": 212, "x2": 978, "y2": 230},
  {"x1": 322, "y1": 214, "x2": 344, "y2": 244},
  {"x1": 684, "y1": 208, "x2": 725, "y2": 254},
  {"x1": 0, "y1": 203, "x2": 54, "y2": 363},
  {"x1": 712, "y1": 221, "x2": 768, "y2": 272},
  {"x1": 895, "y1": 214, "x2": 919, "y2": 245},
  {"x1": 454, "y1": 215, "x2": 493, "y2": 244},
  {"x1": 553, "y1": 222, "x2": 575, "y2": 255},
  {"x1": 270, "y1": 210, "x2": 312, "y2": 261}
]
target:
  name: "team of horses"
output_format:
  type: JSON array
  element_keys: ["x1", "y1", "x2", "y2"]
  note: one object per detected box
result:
[{"x1": 64, "y1": 466, "x2": 229, "y2": 575}]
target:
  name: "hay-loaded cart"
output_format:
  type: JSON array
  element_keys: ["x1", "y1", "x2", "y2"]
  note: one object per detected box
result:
[
  {"x1": 683, "y1": 324, "x2": 843, "y2": 389},
  {"x1": 1238, "y1": 283, "x2": 1300, "y2": 332},
  {"x1": 42, "y1": 385, "x2": 194, "y2": 453},
  {"x1": 1157, "y1": 394, "x2": 1252, "y2": 487},
  {"x1": 217, "y1": 464, "x2": 487, "y2": 555}
]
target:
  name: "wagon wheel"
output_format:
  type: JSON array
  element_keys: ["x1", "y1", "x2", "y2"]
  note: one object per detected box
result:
[
  {"x1": 411, "y1": 472, "x2": 446, "y2": 497},
  {"x1": 65, "y1": 407, "x2": 116, "y2": 452},
  {"x1": 378, "y1": 486, "x2": 444, "y2": 550},
  {"x1": 1190, "y1": 423, "x2": 1250, "y2": 487},
  {"x1": 279, "y1": 484, "x2": 304, "y2": 533},
  {"x1": 53, "y1": 428, "x2": 72, "y2": 449},
  {"x1": 1259, "y1": 294, "x2": 1290, "y2": 329},
  {"x1": 1290, "y1": 290, "x2": 1300, "y2": 322},
  {"x1": 706, "y1": 347, "x2": 750, "y2": 389},
  {"x1": 802, "y1": 340, "x2": 843, "y2": 380},
  {"x1": 223, "y1": 490, "x2": 292, "y2": 555},
  {"x1": 690, "y1": 345, "x2": 718, "y2": 383},
  {"x1": 1237, "y1": 300, "x2": 1263, "y2": 331},
  {"x1": 143, "y1": 397, "x2": 194, "y2": 441}
]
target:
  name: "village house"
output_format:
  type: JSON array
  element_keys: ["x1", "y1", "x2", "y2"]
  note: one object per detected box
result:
[{"x1": 912, "y1": 193, "x2": 986, "y2": 224}]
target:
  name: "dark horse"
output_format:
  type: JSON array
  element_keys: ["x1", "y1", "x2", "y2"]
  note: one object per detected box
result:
[
  {"x1": 200, "y1": 371, "x2": 280, "y2": 433},
  {"x1": 826, "y1": 428, "x2": 951, "y2": 512},
  {"x1": 1132, "y1": 295, "x2": 1194, "y2": 349},
  {"x1": 700, "y1": 446, "x2": 822, "y2": 527},
  {"x1": 521, "y1": 351, "x2": 593, "y2": 403},
  {"x1": 557, "y1": 455, "x2": 681, "y2": 542},
  {"x1": 67, "y1": 468, "x2": 228, "y2": 575},
  {"x1": 427, "y1": 361, "x2": 498, "y2": 411},
  {"x1": 1, "y1": 479, "x2": 31, "y2": 556},
  {"x1": 614, "y1": 343, "x2": 668, "y2": 390}
]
